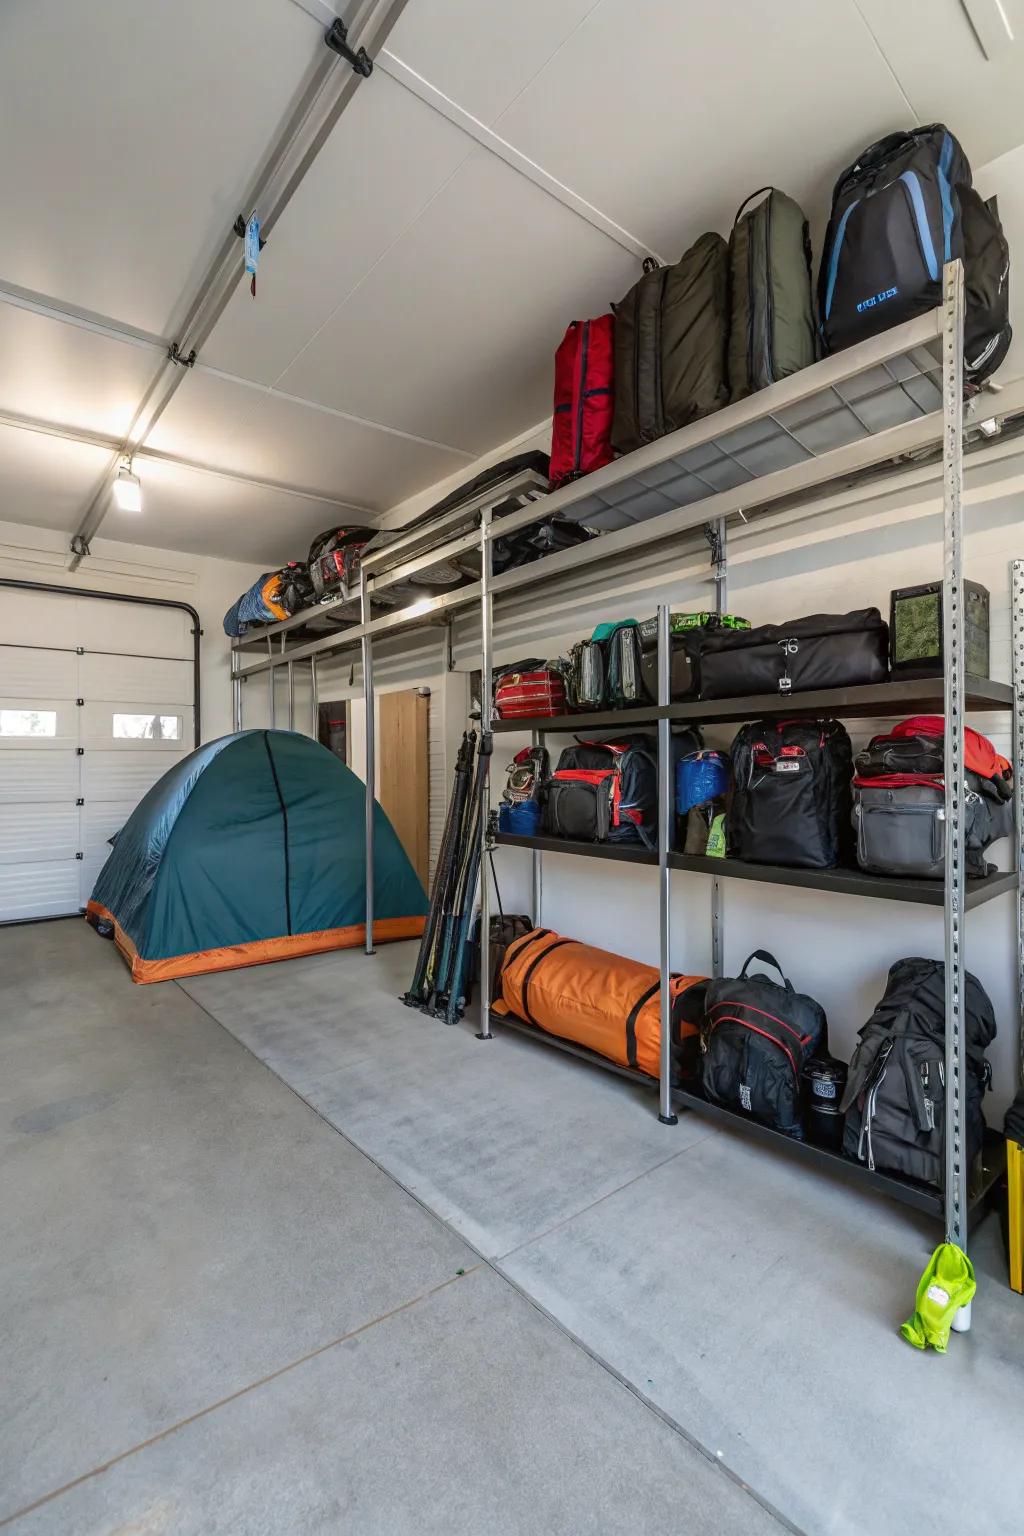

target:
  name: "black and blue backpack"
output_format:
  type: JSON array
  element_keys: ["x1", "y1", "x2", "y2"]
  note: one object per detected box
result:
[{"x1": 818, "y1": 124, "x2": 1010, "y2": 384}]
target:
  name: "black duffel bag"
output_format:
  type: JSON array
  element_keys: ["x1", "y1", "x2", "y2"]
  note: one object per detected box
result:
[
  {"x1": 701, "y1": 950, "x2": 828, "y2": 1138},
  {"x1": 698, "y1": 608, "x2": 888, "y2": 699}
]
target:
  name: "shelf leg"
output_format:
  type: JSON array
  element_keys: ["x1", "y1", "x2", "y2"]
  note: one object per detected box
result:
[
  {"x1": 710, "y1": 515, "x2": 728, "y2": 979},
  {"x1": 361, "y1": 570, "x2": 375, "y2": 956},
  {"x1": 477, "y1": 510, "x2": 494, "y2": 1040},
  {"x1": 310, "y1": 654, "x2": 319, "y2": 741},
  {"x1": 1013, "y1": 561, "x2": 1024, "y2": 1105},
  {"x1": 657, "y1": 602, "x2": 677, "y2": 1124},
  {"x1": 532, "y1": 728, "x2": 543, "y2": 928},
  {"x1": 231, "y1": 668, "x2": 241, "y2": 733},
  {"x1": 287, "y1": 660, "x2": 294, "y2": 731},
  {"x1": 941, "y1": 259, "x2": 969, "y2": 1324}
]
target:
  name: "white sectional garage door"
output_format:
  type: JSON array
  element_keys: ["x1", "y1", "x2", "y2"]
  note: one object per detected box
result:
[{"x1": 0, "y1": 586, "x2": 194, "y2": 921}]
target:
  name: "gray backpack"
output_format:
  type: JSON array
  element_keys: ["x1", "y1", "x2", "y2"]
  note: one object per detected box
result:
[
  {"x1": 728, "y1": 187, "x2": 815, "y2": 401},
  {"x1": 611, "y1": 233, "x2": 729, "y2": 454}
]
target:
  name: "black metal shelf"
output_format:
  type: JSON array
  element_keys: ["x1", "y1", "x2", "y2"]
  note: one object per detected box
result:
[
  {"x1": 668, "y1": 854, "x2": 1017, "y2": 909},
  {"x1": 495, "y1": 833, "x2": 657, "y2": 866},
  {"x1": 490, "y1": 1010, "x2": 1005, "y2": 1220},
  {"x1": 666, "y1": 674, "x2": 1013, "y2": 725},
  {"x1": 495, "y1": 833, "x2": 1015, "y2": 908},
  {"x1": 492, "y1": 705, "x2": 660, "y2": 735},
  {"x1": 490, "y1": 674, "x2": 1012, "y2": 735}
]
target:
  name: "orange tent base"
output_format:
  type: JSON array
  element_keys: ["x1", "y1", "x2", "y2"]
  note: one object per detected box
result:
[{"x1": 85, "y1": 901, "x2": 425, "y2": 984}]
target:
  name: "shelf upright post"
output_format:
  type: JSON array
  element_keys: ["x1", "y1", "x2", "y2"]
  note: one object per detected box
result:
[
  {"x1": 477, "y1": 506, "x2": 495, "y2": 1039},
  {"x1": 310, "y1": 654, "x2": 319, "y2": 740},
  {"x1": 231, "y1": 662, "x2": 241, "y2": 733},
  {"x1": 361, "y1": 567, "x2": 376, "y2": 956},
  {"x1": 941, "y1": 259, "x2": 970, "y2": 1324},
  {"x1": 267, "y1": 635, "x2": 276, "y2": 728},
  {"x1": 657, "y1": 602, "x2": 678, "y2": 1124},
  {"x1": 709, "y1": 516, "x2": 728, "y2": 978},
  {"x1": 1013, "y1": 560, "x2": 1024, "y2": 1094},
  {"x1": 287, "y1": 661, "x2": 294, "y2": 730},
  {"x1": 532, "y1": 728, "x2": 543, "y2": 927}
]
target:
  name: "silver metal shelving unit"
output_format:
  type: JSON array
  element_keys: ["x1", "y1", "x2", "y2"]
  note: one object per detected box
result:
[{"x1": 231, "y1": 262, "x2": 1024, "y2": 1315}]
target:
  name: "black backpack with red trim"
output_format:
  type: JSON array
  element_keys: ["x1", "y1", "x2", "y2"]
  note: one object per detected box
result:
[
  {"x1": 729, "y1": 717, "x2": 853, "y2": 869},
  {"x1": 542, "y1": 730, "x2": 700, "y2": 849},
  {"x1": 542, "y1": 735, "x2": 658, "y2": 848},
  {"x1": 700, "y1": 950, "x2": 828, "y2": 1138}
]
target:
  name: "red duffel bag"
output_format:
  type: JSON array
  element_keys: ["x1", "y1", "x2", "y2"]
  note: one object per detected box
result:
[{"x1": 550, "y1": 315, "x2": 615, "y2": 488}]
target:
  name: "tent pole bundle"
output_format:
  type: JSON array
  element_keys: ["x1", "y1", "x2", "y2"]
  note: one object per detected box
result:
[{"x1": 404, "y1": 729, "x2": 490, "y2": 1021}]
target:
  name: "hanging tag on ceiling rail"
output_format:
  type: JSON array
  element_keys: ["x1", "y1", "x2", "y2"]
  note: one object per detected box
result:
[{"x1": 244, "y1": 210, "x2": 260, "y2": 298}]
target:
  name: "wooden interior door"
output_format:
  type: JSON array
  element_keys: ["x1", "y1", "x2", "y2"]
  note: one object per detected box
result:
[{"x1": 378, "y1": 690, "x2": 429, "y2": 887}]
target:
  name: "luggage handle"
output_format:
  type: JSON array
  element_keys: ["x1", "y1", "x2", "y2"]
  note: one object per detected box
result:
[
  {"x1": 732, "y1": 186, "x2": 775, "y2": 226},
  {"x1": 738, "y1": 949, "x2": 793, "y2": 992}
]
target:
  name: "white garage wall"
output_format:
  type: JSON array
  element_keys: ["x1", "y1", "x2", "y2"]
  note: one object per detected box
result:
[{"x1": 0, "y1": 518, "x2": 266, "y2": 743}]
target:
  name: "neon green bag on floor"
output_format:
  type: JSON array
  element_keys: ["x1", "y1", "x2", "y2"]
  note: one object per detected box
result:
[{"x1": 900, "y1": 1243, "x2": 976, "y2": 1353}]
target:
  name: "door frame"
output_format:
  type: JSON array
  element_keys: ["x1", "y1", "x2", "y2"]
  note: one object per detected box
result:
[{"x1": 0, "y1": 578, "x2": 202, "y2": 746}]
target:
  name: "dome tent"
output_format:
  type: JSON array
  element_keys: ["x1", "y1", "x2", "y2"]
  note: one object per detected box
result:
[{"x1": 86, "y1": 729, "x2": 427, "y2": 983}]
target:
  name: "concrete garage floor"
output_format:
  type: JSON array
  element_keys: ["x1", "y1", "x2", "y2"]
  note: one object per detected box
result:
[
  {"x1": 2, "y1": 926, "x2": 1021, "y2": 1533},
  {"x1": 1, "y1": 920, "x2": 778, "y2": 1536}
]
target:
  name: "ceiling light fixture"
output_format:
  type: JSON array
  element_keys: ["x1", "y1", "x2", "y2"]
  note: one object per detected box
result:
[{"x1": 112, "y1": 458, "x2": 142, "y2": 513}]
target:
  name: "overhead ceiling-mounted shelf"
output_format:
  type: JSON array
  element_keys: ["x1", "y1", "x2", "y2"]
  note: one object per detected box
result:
[{"x1": 232, "y1": 306, "x2": 1024, "y2": 683}]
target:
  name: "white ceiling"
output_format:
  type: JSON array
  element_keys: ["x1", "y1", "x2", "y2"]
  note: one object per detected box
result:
[{"x1": 1, "y1": 0, "x2": 1023, "y2": 566}]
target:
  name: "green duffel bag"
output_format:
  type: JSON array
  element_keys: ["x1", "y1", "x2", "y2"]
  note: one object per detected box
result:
[
  {"x1": 728, "y1": 187, "x2": 815, "y2": 401},
  {"x1": 611, "y1": 232, "x2": 730, "y2": 455}
]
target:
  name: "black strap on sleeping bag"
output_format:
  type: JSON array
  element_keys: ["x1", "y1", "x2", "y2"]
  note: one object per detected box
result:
[
  {"x1": 502, "y1": 927, "x2": 551, "y2": 972},
  {"x1": 624, "y1": 981, "x2": 660, "y2": 1070},
  {"x1": 520, "y1": 938, "x2": 575, "y2": 1027}
]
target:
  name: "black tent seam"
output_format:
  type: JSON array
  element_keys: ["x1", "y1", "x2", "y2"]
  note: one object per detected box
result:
[{"x1": 263, "y1": 732, "x2": 292, "y2": 936}]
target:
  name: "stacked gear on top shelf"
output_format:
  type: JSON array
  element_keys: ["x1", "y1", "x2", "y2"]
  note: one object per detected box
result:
[
  {"x1": 727, "y1": 187, "x2": 816, "y2": 401},
  {"x1": 818, "y1": 124, "x2": 1010, "y2": 383},
  {"x1": 611, "y1": 236, "x2": 730, "y2": 454},
  {"x1": 550, "y1": 315, "x2": 615, "y2": 487}
]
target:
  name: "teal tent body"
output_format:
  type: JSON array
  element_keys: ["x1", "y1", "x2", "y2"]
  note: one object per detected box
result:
[{"x1": 87, "y1": 729, "x2": 427, "y2": 982}]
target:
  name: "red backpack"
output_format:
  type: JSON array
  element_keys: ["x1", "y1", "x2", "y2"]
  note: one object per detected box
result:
[{"x1": 550, "y1": 316, "x2": 615, "y2": 488}]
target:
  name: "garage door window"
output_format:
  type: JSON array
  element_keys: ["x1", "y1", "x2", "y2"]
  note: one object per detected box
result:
[
  {"x1": 0, "y1": 708, "x2": 57, "y2": 737},
  {"x1": 112, "y1": 713, "x2": 182, "y2": 741}
]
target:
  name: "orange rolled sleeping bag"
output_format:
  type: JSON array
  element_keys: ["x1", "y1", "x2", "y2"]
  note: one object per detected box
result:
[{"x1": 493, "y1": 928, "x2": 706, "y2": 1079}]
